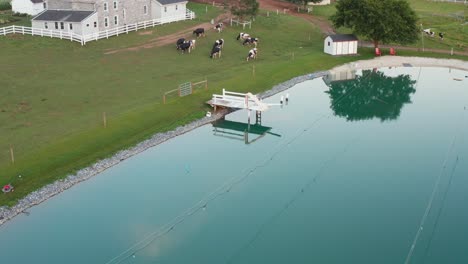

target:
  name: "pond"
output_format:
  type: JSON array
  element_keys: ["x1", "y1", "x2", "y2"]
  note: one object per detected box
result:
[{"x1": 0, "y1": 67, "x2": 467, "y2": 264}]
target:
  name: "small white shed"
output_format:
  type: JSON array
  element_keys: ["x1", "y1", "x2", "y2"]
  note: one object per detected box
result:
[
  {"x1": 12, "y1": 0, "x2": 45, "y2": 16},
  {"x1": 152, "y1": 0, "x2": 188, "y2": 20},
  {"x1": 324, "y1": 34, "x2": 358, "y2": 56}
]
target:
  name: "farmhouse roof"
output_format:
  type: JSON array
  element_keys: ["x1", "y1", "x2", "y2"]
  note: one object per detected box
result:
[
  {"x1": 33, "y1": 10, "x2": 95, "y2": 22},
  {"x1": 328, "y1": 34, "x2": 358, "y2": 42},
  {"x1": 155, "y1": 0, "x2": 187, "y2": 5}
]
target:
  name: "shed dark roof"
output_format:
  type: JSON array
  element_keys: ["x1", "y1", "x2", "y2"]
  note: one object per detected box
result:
[
  {"x1": 31, "y1": 0, "x2": 44, "y2": 3},
  {"x1": 156, "y1": 0, "x2": 187, "y2": 5},
  {"x1": 33, "y1": 10, "x2": 95, "y2": 22},
  {"x1": 328, "y1": 34, "x2": 358, "y2": 42}
]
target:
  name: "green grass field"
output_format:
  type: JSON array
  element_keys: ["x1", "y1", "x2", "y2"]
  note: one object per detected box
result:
[
  {"x1": 312, "y1": 0, "x2": 467, "y2": 51},
  {"x1": 0, "y1": 2, "x2": 466, "y2": 206}
]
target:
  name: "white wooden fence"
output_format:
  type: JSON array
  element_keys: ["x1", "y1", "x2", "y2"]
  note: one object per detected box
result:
[{"x1": 0, "y1": 9, "x2": 195, "y2": 45}]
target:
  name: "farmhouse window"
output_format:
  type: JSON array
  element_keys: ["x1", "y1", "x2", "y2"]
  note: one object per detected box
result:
[
  {"x1": 114, "y1": 15, "x2": 118, "y2": 25},
  {"x1": 328, "y1": 41, "x2": 330, "y2": 46},
  {"x1": 55, "y1": 22, "x2": 58, "y2": 29},
  {"x1": 69, "y1": 23, "x2": 73, "y2": 30},
  {"x1": 113, "y1": 1, "x2": 118, "y2": 10},
  {"x1": 164, "y1": 6, "x2": 167, "y2": 12},
  {"x1": 94, "y1": 21, "x2": 97, "y2": 28},
  {"x1": 104, "y1": 2, "x2": 108, "y2": 11},
  {"x1": 44, "y1": 22, "x2": 48, "y2": 29},
  {"x1": 143, "y1": 5, "x2": 147, "y2": 15},
  {"x1": 123, "y1": 9, "x2": 126, "y2": 19},
  {"x1": 176, "y1": 5, "x2": 178, "y2": 10},
  {"x1": 60, "y1": 22, "x2": 64, "y2": 30},
  {"x1": 104, "y1": 17, "x2": 109, "y2": 28},
  {"x1": 43, "y1": 2, "x2": 46, "y2": 9}
]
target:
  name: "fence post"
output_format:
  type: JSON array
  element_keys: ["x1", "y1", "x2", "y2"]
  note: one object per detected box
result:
[
  {"x1": 267, "y1": 11, "x2": 269, "y2": 17},
  {"x1": 10, "y1": 145, "x2": 14, "y2": 164},
  {"x1": 103, "y1": 112, "x2": 107, "y2": 128},
  {"x1": 2, "y1": 27, "x2": 5, "y2": 35},
  {"x1": 451, "y1": 47, "x2": 453, "y2": 55},
  {"x1": 60, "y1": 31, "x2": 62, "y2": 39},
  {"x1": 249, "y1": 21, "x2": 251, "y2": 29},
  {"x1": 277, "y1": 9, "x2": 279, "y2": 15},
  {"x1": 126, "y1": 25, "x2": 129, "y2": 34},
  {"x1": 106, "y1": 30, "x2": 109, "y2": 39},
  {"x1": 32, "y1": 28, "x2": 34, "y2": 36},
  {"x1": 22, "y1": 26, "x2": 25, "y2": 35},
  {"x1": 41, "y1": 29, "x2": 43, "y2": 37}
]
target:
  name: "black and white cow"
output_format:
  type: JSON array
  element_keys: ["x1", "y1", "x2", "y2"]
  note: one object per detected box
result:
[
  {"x1": 193, "y1": 28, "x2": 205, "y2": 37},
  {"x1": 213, "y1": 39, "x2": 224, "y2": 49},
  {"x1": 210, "y1": 46, "x2": 222, "y2": 59},
  {"x1": 236, "y1": 32, "x2": 250, "y2": 41},
  {"x1": 179, "y1": 42, "x2": 192, "y2": 54},
  {"x1": 246, "y1": 48, "x2": 257, "y2": 61},
  {"x1": 176, "y1": 38, "x2": 185, "y2": 49},
  {"x1": 243, "y1": 37, "x2": 259, "y2": 47},
  {"x1": 214, "y1": 23, "x2": 223, "y2": 33},
  {"x1": 186, "y1": 39, "x2": 196, "y2": 50},
  {"x1": 439, "y1": 32, "x2": 444, "y2": 40}
]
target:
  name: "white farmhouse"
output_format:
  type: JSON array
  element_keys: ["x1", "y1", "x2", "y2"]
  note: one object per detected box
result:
[
  {"x1": 12, "y1": 0, "x2": 46, "y2": 15},
  {"x1": 324, "y1": 34, "x2": 358, "y2": 56},
  {"x1": 31, "y1": 0, "x2": 189, "y2": 35}
]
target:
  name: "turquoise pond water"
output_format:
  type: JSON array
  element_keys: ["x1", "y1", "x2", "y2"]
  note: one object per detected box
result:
[{"x1": 0, "y1": 67, "x2": 467, "y2": 264}]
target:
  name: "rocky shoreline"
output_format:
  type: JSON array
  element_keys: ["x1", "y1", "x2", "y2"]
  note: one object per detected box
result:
[{"x1": 0, "y1": 71, "x2": 328, "y2": 226}]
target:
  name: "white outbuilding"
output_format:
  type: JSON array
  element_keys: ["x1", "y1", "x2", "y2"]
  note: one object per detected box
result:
[
  {"x1": 324, "y1": 34, "x2": 358, "y2": 56},
  {"x1": 12, "y1": 0, "x2": 45, "y2": 16}
]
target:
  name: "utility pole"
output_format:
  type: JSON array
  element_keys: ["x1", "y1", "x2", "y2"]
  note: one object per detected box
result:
[{"x1": 420, "y1": 24, "x2": 425, "y2": 52}]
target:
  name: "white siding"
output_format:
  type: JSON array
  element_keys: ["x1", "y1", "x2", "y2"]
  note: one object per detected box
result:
[
  {"x1": 153, "y1": 1, "x2": 187, "y2": 19},
  {"x1": 80, "y1": 12, "x2": 99, "y2": 35},
  {"x1": 323, "y1": 36, "x2": 334, "y2": 55},
  {"x1": 31, "y1": 12, "x2": 98, "y2": 35},
  {"x1": 12, "y1": 0, "x2": 45, "y2": 16},
  {"x1": 335, "y1": 42, "x2": 343, "y2": 55}
]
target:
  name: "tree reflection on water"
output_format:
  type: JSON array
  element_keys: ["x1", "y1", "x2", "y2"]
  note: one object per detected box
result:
[{"x1": 325, "y1": 69, "x2": 417, "y2": 122}]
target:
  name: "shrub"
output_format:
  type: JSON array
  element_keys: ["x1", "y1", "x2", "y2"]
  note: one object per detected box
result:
[{"x1": 0, "y1": 2, "x2": 12, "y2": 11}]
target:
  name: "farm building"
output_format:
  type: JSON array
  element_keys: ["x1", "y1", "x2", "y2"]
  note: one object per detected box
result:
[
  {"x1": 12, "y1": 0, "x2": 46, "y2": 16},
  {"x1": 324, "y1": 34, "x2": 358, "y2": 56},
  {"x1": 308, "y1": 0, "x2": 332, "y2": 5},
  {"x1": 31, "y1": 0, "x2": 189, "y2": 33}
]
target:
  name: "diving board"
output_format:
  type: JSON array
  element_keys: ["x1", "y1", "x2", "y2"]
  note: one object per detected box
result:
[{"x1": 207, "y1": 89, "x2": 273, "y2": 112}]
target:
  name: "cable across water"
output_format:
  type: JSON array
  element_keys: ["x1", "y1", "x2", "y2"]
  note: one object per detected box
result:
[{"x1": 105, "y1": 82, "x2": 362, "y2": 264}]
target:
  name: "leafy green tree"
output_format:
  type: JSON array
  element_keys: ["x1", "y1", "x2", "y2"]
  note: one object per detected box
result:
[
  {"x1": 331, "y1": 0, "x2": 419, "y2": 48},
  {"x1": 325, "y1": 70, "x2": 416, "y2": 122},
  {"x1": 231, "y1": 0, "x2": 259, "y2": 20}
]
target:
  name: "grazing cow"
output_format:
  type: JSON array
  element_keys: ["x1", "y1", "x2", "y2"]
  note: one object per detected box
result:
[
  {"x1": 214, "y1": 23, "x2": 223, "y2": 33},
  {"x1": 439, "y1": 32, "x2": 444, "y2": 40},
  {"x1": 193, "y1": 28, "x2": 205, "y2": 37},
  {"x1": 236, "y1": 32, "x2": 250, "y2": 41},
  {"x1": 246, "y1": 48, "x2": 257, "y2": 61},
  {"x1": 243, "y1": 37, "x2": 259, "y2": 47},
  {"x1": 210, "y1": 46, "x2": 222, "y2": 59},
  {"x1": 187, "y1": 39, "x2": 196, "y2": 50},
  {"x1": 176, "y1": 38, "x2": 185, "y2": 49},
  {"x1": 423, "y1": 28, "x2": 435, "y2": 37},
  {"x1": 179, "y1": 42, "x2": 192, "y2": 54},
  {"x1": 213, "y1": 39, "x2": 224, "y2": 49}
]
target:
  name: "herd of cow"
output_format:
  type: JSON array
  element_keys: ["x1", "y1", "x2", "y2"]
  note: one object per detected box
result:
[{"x1": 174, "y1": 23, "x2": 259, "y2": 62}]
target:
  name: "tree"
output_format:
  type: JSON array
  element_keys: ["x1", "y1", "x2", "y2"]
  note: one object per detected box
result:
[
  {"x1": 331, "y1": 0, "x2": 419, "y2": 48},
  {"x1": 231, "y1": 0, "x2": 259, "y2": 20},
  {"x1": 325, "y1": 70, "x2": 416, "y2": 122}
]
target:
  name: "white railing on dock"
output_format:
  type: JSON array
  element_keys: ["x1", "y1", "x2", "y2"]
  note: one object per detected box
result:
[{"x1": 0, "y1": 9, "x2": 195, "y2": 46}]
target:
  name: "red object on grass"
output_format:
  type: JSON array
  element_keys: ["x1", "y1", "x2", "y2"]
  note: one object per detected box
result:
[
  {"x1": 375, "y1": 48, "x2": 381, "y2": 56},
  {"x1": 390, "y1": 47, "x2": 396, "y2": 55}
]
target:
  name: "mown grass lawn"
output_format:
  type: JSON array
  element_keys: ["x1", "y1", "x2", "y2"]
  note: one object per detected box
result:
[
  {"x1": 312, "y1": 0, "x2": 467, "y2": 52},
  {"x1": 0, "y1": 2, "x2": 466, "y2": 206}
]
